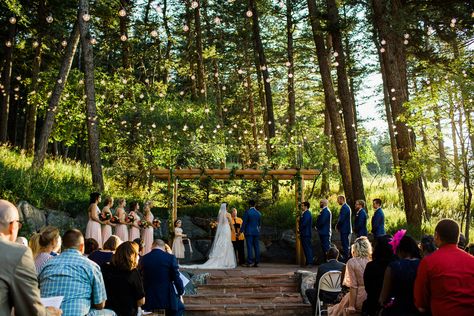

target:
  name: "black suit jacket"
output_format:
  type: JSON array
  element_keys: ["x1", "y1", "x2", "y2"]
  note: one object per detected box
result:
[
  {"x1": 140, "y1": 248, "x2": 184, "y2": 311},
  {"x1": 314, "y1": 259, "x2": 346, "y2": 301}
]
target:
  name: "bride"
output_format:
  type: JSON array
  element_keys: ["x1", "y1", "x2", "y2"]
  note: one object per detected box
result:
[{"x1": 180, "y1": 203, "x2": 237, "y2": 269}]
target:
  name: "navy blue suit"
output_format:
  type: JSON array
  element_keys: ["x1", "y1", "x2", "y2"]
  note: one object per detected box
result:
[
  {"x1": 336, "y1": 203, "x2": 352, "y2": 261},
  {"x1": 140, "y1": 248, "x2": 184, "y2": 315},
  {"x1": 241, "y1": 207, "x2": 262, "y2": 265},
  {"x1": 371, "y1": 208, "x2": 385, "y2": 237},
  {"x1": 354, "y1": 208, "x2": 368, "y2": 237},
  {"x1": 299, "y1": 209, "x2": 313, "y2": 265},
  {"x1": 316, "y1": 207, "x2": 332, "y2": 254}
]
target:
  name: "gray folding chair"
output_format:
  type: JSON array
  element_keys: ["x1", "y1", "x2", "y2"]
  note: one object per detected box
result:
[{"x1": 316, "y1": 270, "x2": 342, "y2": 316}]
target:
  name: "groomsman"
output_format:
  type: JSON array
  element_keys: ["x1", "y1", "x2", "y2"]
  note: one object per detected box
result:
[
  {"x1": 336, "y1": 196, "x2": 352, "y2": 262},
  {"x1": 299, "y1": 201, "x2": 313, "y2": 267},
  {"x1": 354, "y1": 200, "x2": 368, "y2": 237},
  {"x1": 230, "y1": 208, "x2": 245, "y2": 266},
  {"x1": 316, "y1": 199, "x2": 332, "y2": 257},
  {"x1": 241, "y1": 200, "x2": 262, "y2": 267},
  {"x1": 371, "y1": 198, "x2": 386, "y2": 238}
]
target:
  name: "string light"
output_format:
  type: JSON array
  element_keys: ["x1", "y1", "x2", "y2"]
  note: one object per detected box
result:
[
  {"x1": 61, "y1": 40, "x2": 68, "y2": 47},
  {"x1": 118, "y1": 9, "x2": 127, "y2": 17},
  {"x1": 183, "y1": 25, "x2": 189, "y2": 32},
  {"x1": 46, "y1": 15, "x2": 54, "y2": 23},
  {"x1": 9, "y1": 17, "x2": 16, "y2": 24},
  {"x1": 120, "y1": 34, "x2": 128, "y2": 41},
  {"x1": 150, "y1": 30, "x2": 158, "y2": 37},
  {"x1": 191, "y1": 1, "x2": 199, "y2": 9},
  {"x1": 246, "y1": 10, "x2": 253, "y2": 18},
  {"x1": 82, "y1": 13, "x2": 91, "y2": 21}
]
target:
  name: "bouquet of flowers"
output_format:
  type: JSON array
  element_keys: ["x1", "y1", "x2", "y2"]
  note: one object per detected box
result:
[
  {"x1": 209, "y1": 220, "x2": 218, "y2": 230},
  {"x1": 110, "y1": 215, "x2": 120, "y2": 224},
  {"x1": 152, "y1": 218, "x2": 161, "y2": 228},
  {"x1": 138, "y1": 220, "x2": 152, "y2": 229},
  {"x1": 126, "y1": 214, "x2": 135, "y2": 224},
  {"x1": 99, "y1": 212, "x2": 111, "y2": 221}
]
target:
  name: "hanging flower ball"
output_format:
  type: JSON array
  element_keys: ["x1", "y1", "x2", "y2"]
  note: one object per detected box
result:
[
  {"x1": 179, "y1": 91, "x2": 185, "y2": 95},
  {"x1": 403, "y1": 39, "x2": 408, "y2": 45},
  {"x1": 191, "y1": 75, "x2": 196, "y2": 80},
  {"x1": 61, "y1": 40, "x2": 68, "y2": 47},
  {"x1": 333, "y1": 51, "x2": 339, "y2": 57},
  {"x1": 222, "y1": 86, "x2": 226, "y2": 91},
  {"x1": 118, "y1": 8, "x2": 127, "y2": 17},
  {"x1": 82, "y1": 13, "x2": 91, "y2": 21},
  {"x1": 46, "y1": 15, "x2": 54, "y2": 23},
  {"x1": 288, "y1": 73, "x2": 293, "y2": 78},
  {"x1": 246, "y1": 10, "x2": 253, "y2": 18},
  {"x1": 150, "y1": 30, "x2": 158, "y2": 37},
  {"x1": 9, "y1": 17, "x2": 17, "y2": 24},
  {"x1": 120, "y1": 34, "x2": 128, "y2": 41}
]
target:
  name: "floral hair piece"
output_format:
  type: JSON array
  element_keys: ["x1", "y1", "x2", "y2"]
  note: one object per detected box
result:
[{"x1": 389, "y1": 229, "x2": 407, "y2": 254}]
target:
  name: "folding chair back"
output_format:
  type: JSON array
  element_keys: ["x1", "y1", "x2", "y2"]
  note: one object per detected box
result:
[{"x1": 316, "y1": 270, "x2": 342, "y2": 316}]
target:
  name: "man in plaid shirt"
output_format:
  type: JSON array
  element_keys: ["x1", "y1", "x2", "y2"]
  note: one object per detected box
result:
[{"x1": 39, "y1": 229, "x2": 115, "y2": 316}]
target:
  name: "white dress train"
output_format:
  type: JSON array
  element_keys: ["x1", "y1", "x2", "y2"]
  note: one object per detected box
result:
[{"x1": 180, "y1": 203, "x2": 237, "y2": 269}]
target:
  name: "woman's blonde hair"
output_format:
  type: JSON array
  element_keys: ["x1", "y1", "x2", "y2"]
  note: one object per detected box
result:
[
  {"x1": 103, "y1": 235, "x2": 122, "y2": 251},
  {"x1": 351, "y1": 236, "x2": 372, "y2": 259},
  {"x1": 112, "y1": 241, "x2": 139, "y2": 271},
  {"x1": 29, "y1": 226, "x2": 60, "y2": 258}
]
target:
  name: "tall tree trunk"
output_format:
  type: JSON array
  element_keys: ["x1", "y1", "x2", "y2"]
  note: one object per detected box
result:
[
  {"x1": 32, "y1": 22, "x2": 81, "y2": 169},
  {"x1": 0, "y1": 21, "x2": 17, "y2": 143},
  {"x1": 143, "y1": 0, "x2": 152, "y2": 25},
  {"x1": 432, "y1": 96, "x2": 448, "y2": 189},
  {"x1": 448, "y1": 89, "x2": 460, "y2": 184},
  {"x1": 372, "y1": 0, "x2": 425, "y2": 231},
  {"x1": 193, "y1": 0, "x2": 206, "y2": 98},
  {"x1": 326, "y1": 0, "x2": 365, "y2": 205},
  {"x1": 162, "y1": 0, "x2": 172, "y2": 84},
  {"x1": 120, "y1": 0, "x2": 131, "y2": 69},
  {"x1": 307, "y1": 0, "x2": 354, "y2": 205},
  {"x1": 286, "y1": 0, "x2": 296, "y2": 135},
  {"x1": 320, "y1": 108, "x2": 331, "y2": 196},
  {"x1": 79, "y1": 0, "x2": 105, "y2": 191},
  {"x1": 184, "y1": 1, "x2": 197, "y2": 99},
  {"x1": 25, "y1": 0, "x2": 46, "y2": 153}
]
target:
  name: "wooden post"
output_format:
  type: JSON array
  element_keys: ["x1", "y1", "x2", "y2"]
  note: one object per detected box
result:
[
  {"x1": 295, "y1": 176, "x2": 305, "y2": 265},
  {"x1": 172, "y1": 177, "x2": 178, "y2": 223}
]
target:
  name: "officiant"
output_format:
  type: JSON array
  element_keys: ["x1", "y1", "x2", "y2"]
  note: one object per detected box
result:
[{"x1": 231, "y1": 208, "x2": 246, "y2": 266}]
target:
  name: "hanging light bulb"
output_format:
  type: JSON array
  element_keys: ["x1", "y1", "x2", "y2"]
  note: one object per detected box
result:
[
  {"x1": 246, "y1": 10, "x2": 253, "y2": 17},
  {"x1": 191, "y1": 1, "x2": 199, "y2": 9},
  {"x1": 82, "y1": 13, "x2": 91, "y2": 21},
  {"x1": 150, "y1": 30, "x2": 158, "y2": 37},
  {"x1": 61, "y1": 40, "x2": 68, "y2": 47},
  {"x1": 9, "y1": 17, "x2": 17, "y2": 24},
  {"x1": 46, "y1": 15, "x2": 54, "y2": 23},
  {"x1": 183, "y1": 24, "x2": 189, "y2": 32},
  {"x1": 120, "y1": 34, "x2": 128, "y2": 41},
  {"x1": 90, "y1": 37, "x2": 97, "y2": 45},
  {"x1": 214, "y1": 17, "x2": 221, "y2": 25},
  {"x1": 118, "y1": 8, "x2": 127, "y2": 17},
  {"x1": 5, "y1": 40, "x2": 12, "y2": 47},
  {"x1": 381, "y1": 39, "x2": 386, "y2": 45},
  {"x1": 32, "y1": 41, "x2": 39, "y2": 48}
]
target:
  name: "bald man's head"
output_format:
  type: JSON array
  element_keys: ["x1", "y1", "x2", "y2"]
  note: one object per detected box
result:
[{"x1": 0, "y1": 200, "x2": 21, "y2": 242}]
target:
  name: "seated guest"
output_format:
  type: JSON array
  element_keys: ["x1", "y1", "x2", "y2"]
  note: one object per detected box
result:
[
  {"x1": 362, "y1": 235, "x2": 395, "y2": 316},
  {"x1": 85, "y1": 237, "x2": 99, "y2": 257},
  {"x1": 29, "y1": 226, "x2": 61, "y2": 274},
  {"x1": 466, "y1": 243, "x2": 474, "y2": 256},
  {"x1": 379, "y1": 231, "x2": 421, "y2": 315},
  {"x1": 102, "y1": 241, "x2": 145, "y2": 316},
  {"x1": 39, "y1": 229, "x2": 115, "y2": 316},
  {"x1": 329, "y1": 236, "x2": 372, "y2": 316},
  {"x1": 140, "y1": 239, "x2": 184, "y2": 316},
  {"x1": 51, "y1": 235, "x2": 62, "y2": 256},
  {"x1": 420, "y1": 235, "x2": 437, "y2": 257},
  {"x1": 305, "y1": 247, "x2": 345, "y2": 315},
  {"x1": 0, "y1": 200, "x2": 62, "y2": 316},
  {"x1": 133, "y1": 237, "x2": 144, "y2": 257},
  {"x1": 414, "y1": 219, "x2": 474, "y2": 316},
  {"x1": 89, "y1": 235, "x2": 122, "y2": 266}
]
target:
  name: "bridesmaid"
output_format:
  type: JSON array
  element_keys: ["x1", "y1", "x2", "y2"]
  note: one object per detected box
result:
[
  {"x1": 101, "y1": 197, "x2": 115, "y2": 244},
  {"x1": 141, "y1": 201, "x2": 154, "y2": 255},
  {"x1": 114, "y1": 198, "x2": 129, "y2": 242},
  {"x1": 85, "y1": 192, "x2": 104, "y2": 247},
  {"x1": 172, "y1": 219, "x2": 186, "y2": 261},
  {"x1": 128, "y1": 201, "x2": 141, "y2": 241}
]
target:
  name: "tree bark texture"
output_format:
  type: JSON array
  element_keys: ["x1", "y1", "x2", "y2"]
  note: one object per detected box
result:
[
  {"x1": 79, "y1": 0, "x2": 105, "y2": 192},
  {"x1": 372, "y1": 0, "x2": 425, "y2": 230},
  {"x1": 448, "y1": 90, "x2": 460, "y2": 184},
  {"x1": 32, "y1": 22, "x2": 81, "y2": 169},
  {"x1": 320, "y1": 108, "x2": 331, "y2": 197},
  {"x1": 286, "y1": 0, "x2": 296, "y2": 135},
  {"x1": 0, "y1": 22, "x2": 17, "y2": 143},
  {"x1": 120, "y1": 0, "x2": 131, "y2": 69},
  {"x1": 307, "y1": 0, "x2": 354, "y2": 205},
  {"x1": 193, "y1": 0, "x2": 206, "y2": 98},
  {"x1": 326, "y1": 0, "x2": 365, "y2": 204}
]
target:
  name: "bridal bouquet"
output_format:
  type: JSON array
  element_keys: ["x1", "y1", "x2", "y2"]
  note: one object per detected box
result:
[
  {"x1": 99, "y1": 212, "x2": 111, "y2": 221},
  {"x1": 138, "y1": 220, "x2": 152, "y2": 229},
  {"x1": 109, "y1": 215, "x2": 120, "y2": 224},
  {"x1": 126, "y1": 214, "x2": 135, "y2": 223},
  {"x1": 152, "y1": 218, "x2": 161, "y2": 228},
  {"x1": 209, "y1": 220, "x2": 218, "y2": 230}
]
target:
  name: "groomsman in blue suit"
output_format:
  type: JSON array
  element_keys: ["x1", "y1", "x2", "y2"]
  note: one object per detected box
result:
[
  {"x1": 299, "y1": 201, "x2": 313, "y2": 267},
  {"x1": 316, "y1": 199, "x2": 332, "y2": 257},
  {"x1": 336, "y1": 196, "x2": 352, "y2": 262},
  {"x1": 354, "y1": 200, "x2": 368, "y2": 237},
  {"x1": 241, "y1": 200, "x2": 262, "y2": 267},
  {"x1": 371, "y1": 198, "x2": 386, "y2": 237}
]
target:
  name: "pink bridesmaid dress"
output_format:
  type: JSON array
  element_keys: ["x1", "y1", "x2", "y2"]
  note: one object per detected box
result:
[
  {"x1": 142, "y1": 213, "x2": 154, "y2": 255},
  {"x1": 114, "y1": 209, "x2": 129, "y2": 242},
  {"x1": 85, "y1": 205, "x2": 103, "y2": 247},
  {"x1": 129, "y1": 211, "x2": 141, "y2": 241},
  {"x1": 101, "y1": 211, "x2": 113, "y2": 244}
]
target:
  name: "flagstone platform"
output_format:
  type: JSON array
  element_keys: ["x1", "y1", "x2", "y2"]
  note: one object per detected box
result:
[{"x1": 182, "y1": 263, "x2": 315, "y2": 316}]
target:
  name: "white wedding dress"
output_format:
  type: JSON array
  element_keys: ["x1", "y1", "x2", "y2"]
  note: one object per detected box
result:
[{"x1": 180, "y1": 203, "x2": 237, "y2": 269}]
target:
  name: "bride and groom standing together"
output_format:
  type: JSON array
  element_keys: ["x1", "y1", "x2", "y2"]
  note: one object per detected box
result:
[{"x1": 182, "y1": 200, "x2": 261, "y2": 269}]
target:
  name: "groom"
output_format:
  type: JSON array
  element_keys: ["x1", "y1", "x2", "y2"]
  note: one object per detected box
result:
[{"x1": 241, "y1": 200, "x2": 261, "y2": 267}]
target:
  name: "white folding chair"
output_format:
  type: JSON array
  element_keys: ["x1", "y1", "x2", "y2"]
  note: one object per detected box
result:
[{"x1": 316, "y1": 270, "x2": 342, "y2": 316}]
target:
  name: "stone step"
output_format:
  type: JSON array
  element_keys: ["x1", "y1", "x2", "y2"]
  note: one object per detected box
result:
[
  {"x1": 196, "y1": 282, "x2": 299, "y2": 294},
  {"x1": 185, "y1": 292, "x2": 303, "y2": 305},
  {"x1": 184, "y1": 303, "x2": 312, "y2": 316},
  {"x1": 206, "y1": 274, "x2": 296, "y2": 285}
]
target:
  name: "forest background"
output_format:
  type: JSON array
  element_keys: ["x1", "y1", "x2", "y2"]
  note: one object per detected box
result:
[{"x1": 0, "y1": 0, "x2": 473, "y2": 241}]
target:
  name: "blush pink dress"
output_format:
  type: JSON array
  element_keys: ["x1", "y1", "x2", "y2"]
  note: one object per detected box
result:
[
  {"x1": 142, "y1": 213, "x2": 154, "y2": 255},
  {"x1": 85, "y1": 205, "x2": 103, "y2": 247},
  {"x1": 101, "y1": 209, "x2": 113, "y2": 244},
  {"x1": 114, "y1": 209, "x2": 129, "y2": 242},
  {"x1": 129, "y1": 211, "x2": 141, "y2": 241}
]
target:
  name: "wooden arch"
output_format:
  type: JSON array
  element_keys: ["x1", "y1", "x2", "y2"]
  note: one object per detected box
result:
[{"x1": 151, "y1": 168, "x2": 320, "y2": 265}]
